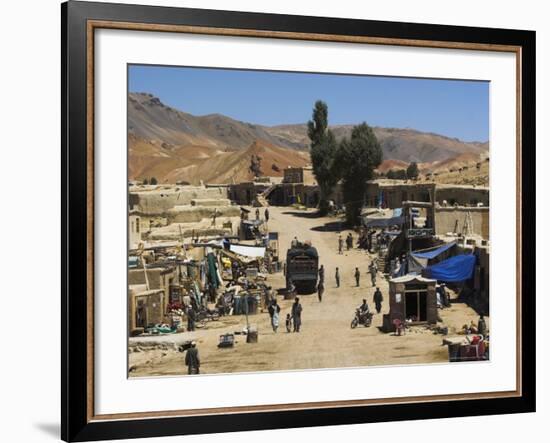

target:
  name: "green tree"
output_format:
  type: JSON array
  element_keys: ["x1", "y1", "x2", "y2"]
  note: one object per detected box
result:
[
  {"x1": 307, "y1": 101, "x2": 339, "y2": 215},
  {"x1": 396, "y1": 169, "x2": 407, "y2": 180},
  {"x1": 406, "y1": 162, "x2": 419, "y2": 180},
  {"x1": 338, "y1": 123, "x2": 382, "y2": 226},
  {"x1": 150, "y1": 177, "x2": 158, "y2": 185}
]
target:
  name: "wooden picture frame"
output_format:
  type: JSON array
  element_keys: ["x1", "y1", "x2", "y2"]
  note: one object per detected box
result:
[{"x1": 62, "y1": 1, "x2": 536, "y2": 441}]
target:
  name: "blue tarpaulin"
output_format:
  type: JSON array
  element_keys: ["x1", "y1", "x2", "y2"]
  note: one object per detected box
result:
[
  {"x1": 411, "y1": 241, "x2": 456, "y2": 260},
  {"x1": 423, "y1": 254, "x2": 476, "y2": 282}
]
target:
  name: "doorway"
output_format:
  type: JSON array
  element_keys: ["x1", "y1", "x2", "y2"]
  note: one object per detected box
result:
[
  {"x1": 136, "y1": 299, "x2": 147, "y2": 328},
  {"x1": 404, "y1": 290, "x2": 427, "y2": 322}
]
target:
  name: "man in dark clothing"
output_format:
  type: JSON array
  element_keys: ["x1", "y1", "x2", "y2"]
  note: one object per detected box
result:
[
  {"x1": 346, "y1": 233, "x2": 353, "y2": 250},
  {"x1": 354, "y1": 267, "x2": 361, "y2": 287},
  {"x1": 338, "y1": 235, "x2": 343, "y2": 254},
  {"x1": 373, "y1": 287, "x2": 384, "y2": 314},
  {"x1": 185, "y1": 342, "x2": 200, "y2": 374},
  {"x1": 187, "y1": 306, "x2": 196, "y2": 332},
  {"x1": 318, "y1": 264, "x2": 325, "y2": 284},
  {"x1": 291, "y1": 297, "x2": 303, "y2": 332},
  {"x1": 359, "y1": 299, "x2": 370, "y2": 316},
  {"x1": 477, "y1": 314, "x2": 487, "y2": 337},
  {"x1": 317, "y1": 281, "x2": 324, "y2": 302},
  {"x1": 335, "y1": 267, "x2": 340, "y2": 288},
  {"x1": 255, "y1": 208, "x2": 260, "y2": 220},
  {"x1": 264, "y1": 208, "x2": 270, "y2": 223},
  {"x1": 440, "y1": 283, "x2": 450, "y2": 307}
]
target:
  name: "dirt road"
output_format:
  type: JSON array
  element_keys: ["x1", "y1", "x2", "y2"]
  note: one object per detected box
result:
[{"x1": 129, "y1": 206, "x2": 484, "y2": 377}]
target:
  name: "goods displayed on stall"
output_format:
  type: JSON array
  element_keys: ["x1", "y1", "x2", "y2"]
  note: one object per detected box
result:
[{"x1": 131, "y1": 230, "x2": 281, "y2": 337}]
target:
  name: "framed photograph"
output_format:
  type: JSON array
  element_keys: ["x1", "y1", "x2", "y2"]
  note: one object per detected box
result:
[{"x1": 62, "y1": 1, "x2": 535, "y2": 441}]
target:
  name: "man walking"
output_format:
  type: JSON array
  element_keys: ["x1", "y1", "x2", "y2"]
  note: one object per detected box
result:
[
  {"x1": 477, "y1": 314, "x2": 487, "y2": 337},
  {"x1": 317, "y1": 281, "x2": 324, "y2": 302},
  {"x1": 291, "y1": 297, "x2": 303, "y2": 332},
  {"x1": 338, "y1": 235, "x2": 343, "y2": 254},
  {"x1": 255, "y1": 207, "x2": 260, "y2": 220},
  {"x1": 318, "y1": 264, "x2": 325, "y2": 284},
  {"x1": 354, "y1": 267, "x2": 361, "y2": 287},
  {"x1": 335, "y1": 267, "x2": 340, "y2": 288},
  {"x1": 373, "y1": 287, "x2": 383, "y2": 314},
  {"x1": 184, "y1": 341, "x2": 200, "y2": 374},
  {"x1": 369, "y1": 261, "x2": 377, "y2": 287},
  {"x1": 264, "y1": 207, "x2": 270, "y2": 223}
]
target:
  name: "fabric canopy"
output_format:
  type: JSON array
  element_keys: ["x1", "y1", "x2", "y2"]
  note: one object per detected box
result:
[
  {"x1": 412, "y1": 241, "x2": 456, "y2": 260},
  {"x1": 423, "y1": 254, "x2": 476, "y2": 282},
  {"x1": 364, "y1": 215, "x2": 405, "y2": 228},
  {"x1": 407, "y1": 254, "x2": 427, "y2": 275},
  {"x1": 230, "y1": 244, "x2": 266, "y2": 258}
]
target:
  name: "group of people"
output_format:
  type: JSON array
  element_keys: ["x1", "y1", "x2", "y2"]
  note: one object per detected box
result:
[
  {"x1": 337, "y1": 233, "x2": 355, "y2": 254},
  {"x1": 255, "y1": 207, "x2": 270, "y2": 223},
  {"x1": 316, "y1": 261, "x2": 384, "y2": 319},
  {"x1": 357, "y1": 286, "x2": 384, "y2": 316},
  {"x1": 316, "y1": 260, "x2": 379, "y2": 297},
  {"x1": 267, "y1": 297, "x2": 303, "y2": 333}
]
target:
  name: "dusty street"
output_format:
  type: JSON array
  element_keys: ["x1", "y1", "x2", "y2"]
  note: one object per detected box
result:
[{"x1": 129, "y1": 206, "x2": 484, "y2": 377}]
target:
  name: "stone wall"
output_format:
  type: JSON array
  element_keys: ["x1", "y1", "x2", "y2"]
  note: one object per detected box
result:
[
  {"x1": 129, "y1": 185, "x2": 229, "y2": 215},
  {"x1": 167, "y1": 205, "x2": 240, "y2": 224}
]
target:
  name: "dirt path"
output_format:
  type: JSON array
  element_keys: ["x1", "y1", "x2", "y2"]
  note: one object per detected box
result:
[{"x1": 129, "y1": 206, "x2": 484, "y2": 377}]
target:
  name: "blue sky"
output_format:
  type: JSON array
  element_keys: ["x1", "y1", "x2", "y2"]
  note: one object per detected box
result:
[{"x1": 129, "y1": 65, "x2": 489, "y2": 142}]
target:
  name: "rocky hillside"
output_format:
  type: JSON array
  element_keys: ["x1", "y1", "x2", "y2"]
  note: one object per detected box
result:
[
  {"x1": 129, "y1": 93, "x2": 304, "y2": 150},
  {"x1": 128, "y1": 92, "x2": 489, "y2": 184},
  {"x1": 129, "y1": 135, "x2": 309, "y2": 185}
]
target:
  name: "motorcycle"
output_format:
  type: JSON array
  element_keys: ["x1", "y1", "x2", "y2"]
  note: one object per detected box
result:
[{"x1": 351, "y1": 308, "x2": 373, "y2": 328}]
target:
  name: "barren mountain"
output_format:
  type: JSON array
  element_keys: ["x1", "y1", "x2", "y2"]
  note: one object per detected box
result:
[
  {"x1": 128, "y1": 92, "x2": 489, "y2": 184},
  {"x1": 266, "y1": 124, "x2": 488, "y2": 163},
  {"x1": 129, "y1": 93, "x2": 304, "y2": 150},
  {"x1": 129, "y1": 135, "x2": 309, "y2": 185}
]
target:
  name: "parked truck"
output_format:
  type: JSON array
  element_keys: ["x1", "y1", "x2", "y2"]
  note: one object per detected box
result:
[{"x1": 285, "y1": 241, "x2": 319, "y2": 294}]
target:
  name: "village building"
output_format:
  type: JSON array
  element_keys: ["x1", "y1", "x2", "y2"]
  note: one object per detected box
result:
[
  {"x1": 365, "y1": 180, "x2": 489, "y2": 209},
  {"x1": 128, "y1": 184, "x2": 240, "y2": 240},
  {"x1": 283, "y1": 166, "x2": 317, "y2": 185},
  {"x1": 228, "y1": 181, "x2": 271, "y2": 205},
  {"x1": 382, "y1": 275, "x2": 438, "y2": 331},
  {"x1": 128, "y1": 265, "x2": 178, "y2": 308},
  {"x1": 128, "y1": 286, "x2": 166, "y2": 333}
]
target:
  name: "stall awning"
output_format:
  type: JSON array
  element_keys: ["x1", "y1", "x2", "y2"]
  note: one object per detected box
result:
[
  {"x1": 423, "y1": 254, "x2": 476, "y2": 282},
  {"x1": 229, "y1": 244, "x2": 266, "y2": 258},
  {"x1": 364, "y1": 215, "x2": 405, "y2": 228},
  {"x1": 412, "y1": 241, "x2": 456, "y2": 260}
]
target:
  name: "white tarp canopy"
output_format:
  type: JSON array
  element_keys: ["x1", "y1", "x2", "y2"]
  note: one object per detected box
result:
[{"x1": 229, "y1": 244, "x2": 266, "y2": 258}]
